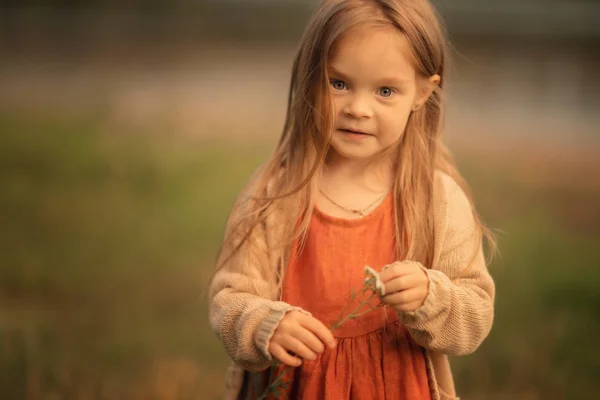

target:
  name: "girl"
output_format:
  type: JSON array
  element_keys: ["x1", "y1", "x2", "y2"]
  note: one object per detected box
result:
[{"x1": 209, "y1": 0, "x2": 496, "y2": 399}]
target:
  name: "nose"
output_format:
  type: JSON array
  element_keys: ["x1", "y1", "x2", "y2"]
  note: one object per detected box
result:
[{"x1": 342, "y1": 93, "x2": 373, "y2": 119}]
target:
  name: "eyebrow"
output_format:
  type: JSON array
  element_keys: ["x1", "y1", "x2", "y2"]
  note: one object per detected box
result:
[
  {"x1": 327, "y1": 65, "x2": 352, "y2": 83},
  {"x1": 376, "y1": 76, "x2": 411, "y2": 86},
  {"x1": 327, "y1": 65, "x2": 411, "y2": 86}
]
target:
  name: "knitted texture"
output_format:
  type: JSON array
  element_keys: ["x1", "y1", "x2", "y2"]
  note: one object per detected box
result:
[{"x1": 208, "y1": 171, "x2": 495, "y2": 400}]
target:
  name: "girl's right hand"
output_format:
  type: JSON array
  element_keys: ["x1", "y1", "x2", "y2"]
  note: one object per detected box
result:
[{"x1": 268, "y1": 311, "x2": 337, "y2": 367}]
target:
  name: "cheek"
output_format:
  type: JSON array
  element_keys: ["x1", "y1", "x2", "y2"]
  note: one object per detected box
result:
[
  {"x1": 331, "y1": 95, "x2": 343, "y2": 115},
  {"x1": 384, "y1": 105, "x2": 412, "y2": 129}
]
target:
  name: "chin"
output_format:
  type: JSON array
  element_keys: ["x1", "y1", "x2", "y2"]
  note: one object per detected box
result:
[{"x1": 330, "y1": 147, "x2": 376, "y2": 161}]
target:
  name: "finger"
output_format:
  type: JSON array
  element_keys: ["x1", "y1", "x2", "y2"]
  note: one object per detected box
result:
[
  {"x1": 378, "y1": 262, "x2": 414, "y2": 283},
  {"x1": 299, "y1": 315, "x2": 337, "y2": 348},
  {"x1": 383, "y1": 287, "x2": 427, "y2": 307},
  {"x1": 269, "y1": 343, "x2": 302, "y2": 367},
  {"x1": 279, "y1": 335, "x2": 318, "y2": 361},
  {"x1": 384, "y1": 274, "x2": 425, "y2": 294},
  {"x1": 294, "y1": 327, "x2": 325, "y2": 354}
]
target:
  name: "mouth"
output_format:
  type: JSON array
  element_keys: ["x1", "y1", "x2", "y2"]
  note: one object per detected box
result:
[{"x1": 338, "y1": 128, "x2": 371, "y2": 136}]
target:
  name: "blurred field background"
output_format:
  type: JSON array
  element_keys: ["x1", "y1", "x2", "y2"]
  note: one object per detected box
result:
[{"x1": 1, "y1": 1, "x2": 599, "y2": 399}]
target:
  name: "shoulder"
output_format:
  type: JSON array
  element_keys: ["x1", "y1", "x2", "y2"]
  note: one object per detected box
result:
[
  {"x1": 228, "y1": 162, "x2": 290, "y2": 239},
  {"x1": 434, "y1": 171, "x2": 472, "y2": 214},
  {"x1": 230, "y1": 163, "x2": 282, "y2": 214},
  {"x1": 433, "y1": 170, "x2": 477, "y2": 242},
  {"x1": 224, "y1": 164, "x2": 272, "y2": 235},
  {"x1": 238, "y1": 163, "x2": 285, "y2": 199},
  {"x1": 236, "y1": 164, "x2": 267, "y2": 202}
]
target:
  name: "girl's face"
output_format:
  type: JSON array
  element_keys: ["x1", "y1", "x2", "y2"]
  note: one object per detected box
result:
[{"x1": 326, "y1": 25, "x2": 436, "y2": 164}]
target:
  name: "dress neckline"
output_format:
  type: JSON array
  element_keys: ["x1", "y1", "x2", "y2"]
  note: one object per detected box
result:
[{"x1": 313, "y1": 192, "x2": 393, "y2": 227}]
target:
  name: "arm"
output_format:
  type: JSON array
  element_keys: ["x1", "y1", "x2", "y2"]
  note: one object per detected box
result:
[
  {"x1": 209, "y1": 270, "x2": 305, "y2": 371},
  {"x1": 208, "y1": 171, "x2": 306, "y2": 371},
  {"x1": 398, "y1": 175, "x2": 495, "y2": 356}
]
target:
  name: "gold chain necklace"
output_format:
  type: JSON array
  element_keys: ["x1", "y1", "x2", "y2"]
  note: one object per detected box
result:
[{"x1": 319, "y1": 188, "x2": 389, "y2": 218}]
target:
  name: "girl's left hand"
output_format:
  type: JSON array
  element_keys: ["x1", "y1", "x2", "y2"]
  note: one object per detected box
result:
[{"x1": 378, "y1": 261, "x2": 430, "y2": 313}]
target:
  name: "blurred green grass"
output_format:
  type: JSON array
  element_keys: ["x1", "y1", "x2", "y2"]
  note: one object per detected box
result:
[{"x1": 0, "y1": 112, "x2": 599, "y2": 399}]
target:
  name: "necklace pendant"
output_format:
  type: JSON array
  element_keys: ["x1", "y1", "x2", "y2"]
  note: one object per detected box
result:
[{"x1": 319, "y1": 187, "x2": 388, "y2": 219}]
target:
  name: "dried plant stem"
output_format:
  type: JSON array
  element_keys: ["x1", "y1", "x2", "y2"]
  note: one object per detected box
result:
[
  {"x1": 331, "y1": 287, "x2": 366, "y2": 330},
  {"x1": 256, "y1": 365, "x2": 291, "y2": 400},
  {"x1": 331, "y1": 291, "x2": 378, "y2": 332},
  {"x1": 260, "y1": 284, "x2": 382, "y2": 399}
]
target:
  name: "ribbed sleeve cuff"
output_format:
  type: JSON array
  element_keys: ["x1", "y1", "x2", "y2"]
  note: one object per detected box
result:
[
  {"x1": 399, "y1": 267, "x2": 452, "y2": 325},
  {"x1": 255, "y1": 303, "x2": 312, "y2": 360}
]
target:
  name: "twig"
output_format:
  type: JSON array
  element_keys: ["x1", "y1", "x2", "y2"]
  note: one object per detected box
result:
[{"x1": 260, "y1": 266, "x2": 385, "y2": 399}]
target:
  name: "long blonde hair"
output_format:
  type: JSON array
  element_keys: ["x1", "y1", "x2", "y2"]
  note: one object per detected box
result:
[{"x1": 215, "y1": 0, "x2": 496, "y2": 292}]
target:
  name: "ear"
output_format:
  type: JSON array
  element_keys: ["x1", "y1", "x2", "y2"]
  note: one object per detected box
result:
[{"x1": 412, "y1": 74, "x2": 440, "y2": 111}]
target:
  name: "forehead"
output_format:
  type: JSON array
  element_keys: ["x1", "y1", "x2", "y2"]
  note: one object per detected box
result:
[{"x1": 328, "y1": 25, "x2": 417, "y2": 80}]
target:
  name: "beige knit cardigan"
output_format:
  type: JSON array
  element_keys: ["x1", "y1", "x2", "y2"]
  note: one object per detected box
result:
[{"x1": 208, "y1": 170, "x2": 495, "y2": 400}]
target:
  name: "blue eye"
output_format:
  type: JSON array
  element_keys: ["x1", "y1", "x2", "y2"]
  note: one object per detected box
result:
[
  {"x1": 379, "y1": 87, "x2": 393, "y2": 97},
  {"x1": 330, "y1": 80, "x2": 346, "y2": 91}
]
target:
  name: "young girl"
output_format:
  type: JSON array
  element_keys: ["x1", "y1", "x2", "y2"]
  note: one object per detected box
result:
[{"x1": 209, "y1": 0, "x2": 496, "y2": 399}]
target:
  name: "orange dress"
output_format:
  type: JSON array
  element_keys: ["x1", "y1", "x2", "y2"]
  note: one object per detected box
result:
[{"x1": 255, "y1": 194, "x2": 431, "y2": 399}]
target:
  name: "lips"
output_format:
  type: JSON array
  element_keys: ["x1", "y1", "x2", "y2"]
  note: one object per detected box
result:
[{"x1": 339, "y1": 128, "x2": 370, "y2": 135}]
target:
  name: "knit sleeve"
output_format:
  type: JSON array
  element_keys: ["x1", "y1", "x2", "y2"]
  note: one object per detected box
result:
[
  {"x1": 208, "y1": 169, "x2": 308, "y2": 371},
  {"x1": 398, "y1": 174, "x2": 495, "y2": 356},
  {"x1": 209, "y1": 270, "x2": 308, "y2": 371}
]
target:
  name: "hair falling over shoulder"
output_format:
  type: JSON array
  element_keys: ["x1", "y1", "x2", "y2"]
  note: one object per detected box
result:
[{"x1": 214, "y1": 0, "x2": 497, "y2": 291}]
